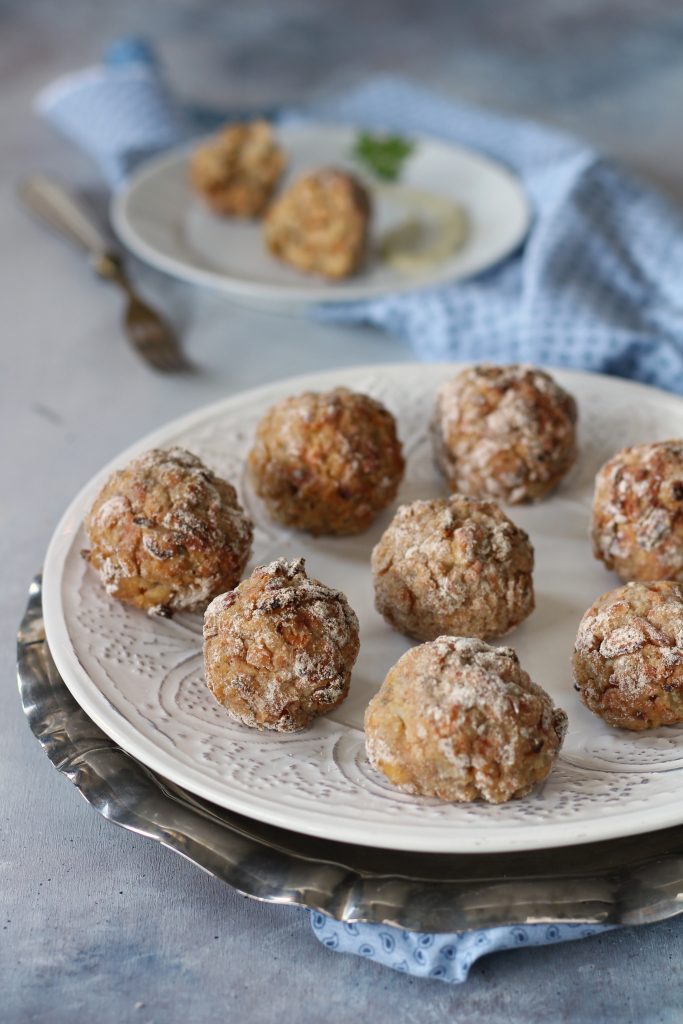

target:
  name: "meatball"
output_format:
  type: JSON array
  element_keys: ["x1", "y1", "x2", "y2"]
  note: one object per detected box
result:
[
  {"x1": 432, "y1": 364, "x2": 578, "y2": 504},
  {"x1": 203, "y1": 557, "x2": 359, "y2": 732},
  {"x1": 84, "y1": 447, "x2": 253, "y2": 615},
  {"x1": 247, "y1": 387, "x2": 404, "y2": 536},
  {"x1": 188, "y1": 120, "x2": 285, "y2": 217},
  {"x1": 573, "y1": 581, "x2": 683, "y2": 730},
  {"x1": 371, "y1": 496, "x2": 534, "y2": 641},
  {"x1": 365, "y1": 636, "x2": 567, "y2": 803},
  {"x1": 591, "y1": 440, "x2": 683, "y2": 583},
  {"x1": 264, "y1": 168, "x2": 371, "y2": 279}
]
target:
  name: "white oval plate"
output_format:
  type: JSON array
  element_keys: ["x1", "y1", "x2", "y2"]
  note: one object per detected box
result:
[
  {"x1": 111, "y1": 123, "x2": 530, "y2": 311},
  {"x1": 42, "y1": 364, "x2": 683, "y2": 853}
]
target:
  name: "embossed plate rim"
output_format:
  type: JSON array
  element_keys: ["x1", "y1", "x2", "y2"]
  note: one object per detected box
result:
[
  {"x1": 18, "y1": 575, "x2": 683, "y2": 930},
  {"x1": 41, "y1": 363, "x2": 683, "y2": 853}
]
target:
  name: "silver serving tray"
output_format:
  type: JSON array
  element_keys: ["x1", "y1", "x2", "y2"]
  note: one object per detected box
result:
[{"x1": 17, "y1": 575, "x2": 683, "y2": 932}]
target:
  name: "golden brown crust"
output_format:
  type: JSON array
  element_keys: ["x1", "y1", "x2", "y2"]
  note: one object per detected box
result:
[
  {"x1": 84, "y1": 447, "x2": 253, "y2": 614},
  {"x1": 247, "y1": 387, "x2": 405, "y2": 536},
  {"x1": 188, "y1": 120, "x2": 285, "y2": 217},
  {"x1": 371, "y1": 496, "x2": 534, "y2": 641},
  {"x1": 264, "y1": 168, "x2": 371, "y2": 279},
  {"x1": 573, "y1": 581, "x2": 683, "y2": 730},
  {"x1": 591, "y1": 440, "x2": 683, "y2": 582},
  {"x1": 365, "y1": 636, "x2": 567, "y2": 803},
  {"x1": 432, "y1": 364, "x2": 578, "y2": 504},
  {"x1": 203, "y1": 557, "x2": 359, "y2": 732}
]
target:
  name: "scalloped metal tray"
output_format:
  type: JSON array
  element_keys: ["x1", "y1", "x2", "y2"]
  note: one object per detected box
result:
[{"x1": 17, "y1": 575, "x2": 683, "y2": 932}]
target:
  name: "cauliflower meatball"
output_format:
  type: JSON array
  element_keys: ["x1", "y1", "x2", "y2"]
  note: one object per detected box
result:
[
  {"x1": 592, "y1": 440, "x2": 683, "y2": 582},
  {"x1": 264, "y1": 168, "x2": 371, "y2": 279},
  {"x1": 84, "y1": 447, "x2": 253, "y2": 615},
  {"x1": 247, "y1": 387, "x2": 404, "y2": 536},
  {"x1": 188, "y1": 120, "x2": 285, "y2": 217},
  {"x1": 203, "y1": 557, "x2": 359, "y2": 732},
  {"x1": 365, "y1": 636, "x2": 567, "y2": 803},
  {"x1": 433, "y1": 364, "x2": 578, "y2": 504},
  {"x1": 573, "y1": 581, "x2": 683, "y2": 730},
  {"x1": 371, "y1": 496, "x2": 534, "y2": 641}
]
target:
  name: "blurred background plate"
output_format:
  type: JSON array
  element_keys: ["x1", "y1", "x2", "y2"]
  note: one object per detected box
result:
[{"x1": 111, "y1": 123, "x2": 530, "y2": 310}]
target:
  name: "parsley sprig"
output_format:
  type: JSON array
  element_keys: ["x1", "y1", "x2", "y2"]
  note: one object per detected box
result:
[{"x1": 352, "y1": 132, "x2": 415, "y2": 181}]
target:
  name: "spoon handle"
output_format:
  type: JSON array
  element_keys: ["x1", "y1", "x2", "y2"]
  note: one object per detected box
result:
[
  {"x1": 19, "y1": 175, "x2": 112, "y2": 258},
  {"x1": 19, "y1": 174, "x2": 189, "y2": 372}
]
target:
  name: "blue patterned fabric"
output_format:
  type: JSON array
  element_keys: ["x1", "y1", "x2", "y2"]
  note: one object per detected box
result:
[
  {"x1": 35, "y1": 39, "x2": 683, "y2": 388},
  {"x1": 310, "y1": 914, "x2": 614, "y2": 983},
  {"x1": 36, "y1": 38, "x2": 665, "y2": 982},
  {"x1": 310, "y1": 80, "x2": 683, "y2": 375},
  {"x1": 36, "y1": 46, "x2": 191, "y2": 185}
]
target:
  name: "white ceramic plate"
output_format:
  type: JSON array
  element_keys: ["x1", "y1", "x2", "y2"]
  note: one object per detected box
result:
[
  {"x1": 111, "y1": 123, "x2": 530, "y2": 310},
  {"x1": 42, "y1": 364, "x2": 683, "y2": 853}
]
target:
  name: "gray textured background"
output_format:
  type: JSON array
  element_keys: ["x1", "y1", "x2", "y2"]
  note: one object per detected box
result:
[{"x1": 3, "y1": 2, "x2": 683, "y2": 1021}]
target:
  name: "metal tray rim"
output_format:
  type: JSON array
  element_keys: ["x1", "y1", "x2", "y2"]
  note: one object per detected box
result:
[{"x1": 17, "y1": 575, "x2": 683, "y2": 933}]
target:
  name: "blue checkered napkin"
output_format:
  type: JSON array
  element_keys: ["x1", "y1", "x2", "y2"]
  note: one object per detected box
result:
[
  {"x1": 37, "y1": 40, "x2": 683, "y2": 388},
  {"x1": 307, "y1": 77, "x2": 683, "y2": 378},
  {"x1": 36, "y1": 39, "x2": 666, "y2": 982}
]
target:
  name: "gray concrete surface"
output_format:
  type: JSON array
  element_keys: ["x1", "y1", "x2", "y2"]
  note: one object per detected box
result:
[{"x1": 3, "y1": 2, "x2": 683, "y2": 1021}]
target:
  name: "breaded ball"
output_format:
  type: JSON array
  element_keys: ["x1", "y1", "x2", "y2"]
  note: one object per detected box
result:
[
  {"x1": 203, "y1": 557, "x2": 359, "y2": 732},
  {"x1": 371, "y1": 496, "x2": 534, "y2": 641},
  {"x1": 84, "y1": 447, "x2": 253, "y2": 615},
  {"x1": 573, "y1": 581, "x2": 683, "y2": 730},
  {"x1": 365, "y1": 636, "x2": 567, "y2": 803},
  {"x1": 591, "y1": 440, "x2": 683, "y2": 582},
  {"x1": 247, "y1": 387, "x2": 404, "y2": 536},
  {"x1": 264, "y1": 168, "x2": 371, "y2": 279},
  {"x1": 188, "y1": 120, "x2": 285, "y2": 217},
  {"x1": 432, "y1": 364, "x2": 578, "y2": 504}
]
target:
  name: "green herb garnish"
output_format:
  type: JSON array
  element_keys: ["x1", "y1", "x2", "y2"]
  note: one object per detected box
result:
[{"x1": 352, "y1": 132, "x2": 415, "y2": 181}]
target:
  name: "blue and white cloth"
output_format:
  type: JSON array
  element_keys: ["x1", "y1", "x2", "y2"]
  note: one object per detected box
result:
[
  {"x1": 36, "y1": 38, "x2": 683, "y2": 387},
  {"x1": 311, "y1": 916, "x2": 612, "y2": 983},
  {"x1": 36, "y1": 39, "x2": 678, "y2": 982}
]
